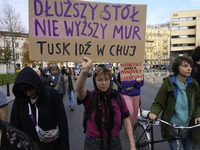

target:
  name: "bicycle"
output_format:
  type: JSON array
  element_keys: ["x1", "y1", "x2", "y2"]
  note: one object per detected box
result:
[{"x1": 133, "y1": 109, "x2": 200, "y2": 150}]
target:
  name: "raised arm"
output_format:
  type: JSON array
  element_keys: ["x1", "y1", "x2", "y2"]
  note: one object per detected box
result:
[{"x1": 75, "y1": 57, "x2": 92, "y2": 101}]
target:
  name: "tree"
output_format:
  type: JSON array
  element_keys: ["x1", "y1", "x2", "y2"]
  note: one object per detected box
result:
[
  {"x1": 21, "y1": 38, "x2": 39, "y2": 67},
  {"x1": 0, "y1": 0, "x2": 25, "y2": 77},
  {"x1": 0, "y1": 45, "x2": 12, "y2": 75}
]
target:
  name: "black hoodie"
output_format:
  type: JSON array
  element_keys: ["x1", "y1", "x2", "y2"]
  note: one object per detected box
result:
[{"x1": 10, "y1": 67, "x2": 70, "y2": 150}]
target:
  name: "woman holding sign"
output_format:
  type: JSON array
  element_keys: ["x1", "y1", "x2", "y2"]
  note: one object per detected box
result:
[
  {"x1": 75, "y1": 57, "x2": 136, "y2": 150},
  {"x1": 121, "y1": 72, "x2": 144, "y2": 131}
]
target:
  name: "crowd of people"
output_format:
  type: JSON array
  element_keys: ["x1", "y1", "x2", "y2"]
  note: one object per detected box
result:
[{"x1": 1, "y1": 47, "x2": 200, "y2": 149}]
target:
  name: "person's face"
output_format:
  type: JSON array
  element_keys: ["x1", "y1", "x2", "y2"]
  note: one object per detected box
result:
[
  {"x1": 23, "y1": 88, "x2": 38, "y2": 100},
  {"x1": 178, "y1": 61, "x2": 192, "y2": 77},
  {"x1": 95, "y1": 74, "x2": 110, "y2": 92},
  {"x1": 52, "y1": 69, "x2": 59, "y2": 74}
]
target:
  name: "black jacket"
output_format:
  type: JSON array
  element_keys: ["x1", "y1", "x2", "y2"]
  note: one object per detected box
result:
[{"x1": 10, "y1": 67, "x2": 70, "y2": 150}]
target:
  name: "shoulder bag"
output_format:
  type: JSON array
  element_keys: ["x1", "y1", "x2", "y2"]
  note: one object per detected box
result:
[
  {"x1": 28, "y1": 103, "x2": 60, "y2": 143},
  {"x1": 54, "y1": 74, "x2": 61, "y2": 91}
]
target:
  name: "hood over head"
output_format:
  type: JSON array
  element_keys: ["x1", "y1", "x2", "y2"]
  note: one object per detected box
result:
[{"x1": 13, "y1": 67, "x2": 44, "y2": 102}]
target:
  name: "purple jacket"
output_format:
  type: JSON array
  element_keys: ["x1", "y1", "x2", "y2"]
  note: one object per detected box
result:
[{"x1": 121, "y1": 76, "x2": 144, "y2": 96}]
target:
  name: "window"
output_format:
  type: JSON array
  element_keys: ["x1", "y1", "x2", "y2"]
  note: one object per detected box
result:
[
  {"x1": 151, "y1": 43, "x2": 152, "y2": 47},
  {"x1": 154, "y1": 48, "x2": 156, "y2": 52},
  {"x1": 15, "y1": 42, "x2": 19, "y2": 48},
  {"x1": 151, "y1": 49, "x2": 152, "y2": 52},
  {"x1": 155, "y1": 36, "x2": 156, "y2": 40},
  {"x1": 147, "y1": 49, "x2": 149, "y2": 52},
  {"x1": 171, "y1": 27, "x2": 179, "y2": 30},
  {"x1": 147, "y1": 30, "x2": 148, "y2": 33},
  {"x1": 15, "y1": 53, "x2": 19, "y2": 60},
  {"x1": 164, "y1": 30, "x2": 166, "y2": 33},
  {"x1": 155, "y1": 42, "x2": 156, "y2": 46},
  {"x1": 158, "y1": 48, "x2": 160, "y2": 51},
  {"x1": 172, "y1": 18, "x2": 179, "y2": 21},
  {"x1": 154, "y1": 30, "x2": 156, "y2": 33},
  {"x1": 147, "y1": 55, "x2": 149, "y2": 58},
  {"x1": 147, "y1": 43, "x2": 148, "y2": 46},
  {"x1": 151, "y1": 55, "x2": 152, "y2": 58},
  {"x1": 180, "y1": 18, "x2": 187, "y2": 21},
  {"x1": 180, "y1": 26, "x2": 187, "y2": 29},
  {"x1": 146, "y1": 36, "x2": 148, "y2": 39},
  {"x1": 150, "y1": 30, "x2": 152, "y2": 33},
  {"x1": 158, "y1": 42, "x2": 160, "y2": 46},
  {"x1": 151, "y1": 36, "x2": 153, "y2": 40},
  {"x1": 158, "y1": 36, "x2": 160, "y2": 40}
]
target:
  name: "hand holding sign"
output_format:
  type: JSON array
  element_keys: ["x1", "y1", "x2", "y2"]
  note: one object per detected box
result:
[{"x1": 136, "y1": 77, "x2": 143, "y2": 83}]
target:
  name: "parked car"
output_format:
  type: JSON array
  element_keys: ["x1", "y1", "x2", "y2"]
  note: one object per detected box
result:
[
  {"x1": 157, "y1": 65, "x2": 169, "y2": 70},
  {"x1": 163, "y1": 65, "x2": 170, "y2": 70}
]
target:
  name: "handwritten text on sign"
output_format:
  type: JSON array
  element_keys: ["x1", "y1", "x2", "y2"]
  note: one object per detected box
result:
[
  {"x1": 120, "y1": 63, "x2": 143, "y2": 81},
  {"x1": 29, "y1": 0, "x2": 147, "y2": 62}
]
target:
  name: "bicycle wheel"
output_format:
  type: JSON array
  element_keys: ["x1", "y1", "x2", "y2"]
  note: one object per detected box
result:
[{"x1": 133, "y1": 121, "x2": 151, "y2": 150}]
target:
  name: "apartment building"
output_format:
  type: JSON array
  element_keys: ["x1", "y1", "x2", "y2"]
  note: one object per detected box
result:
[
  {"x1": 0, "y1": 31, "x2": 28, "y2": 74},
  {"x1": 170, "y1": 10, "x2": 200, "y2": 60},
  {"x1": 145, "y1": 23, "x2": 170, "y2": 68}
]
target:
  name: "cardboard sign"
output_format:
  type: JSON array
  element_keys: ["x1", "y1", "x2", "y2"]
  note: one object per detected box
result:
[
  {"x1": 120, "y1": 62, "x2": 143, "y2": 81},
  {"x1": 29, "y1": 0, "x2": 147, "y2": 62}
]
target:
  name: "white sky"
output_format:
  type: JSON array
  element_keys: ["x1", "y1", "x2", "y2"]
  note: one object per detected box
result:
[{"x1": 0, "y1": 0, "x2": 200, "y2": 32}]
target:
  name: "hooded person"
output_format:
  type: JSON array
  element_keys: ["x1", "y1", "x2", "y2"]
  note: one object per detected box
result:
[{"x1": 10, "y1": 67, "x2": 70, "y2": 150}]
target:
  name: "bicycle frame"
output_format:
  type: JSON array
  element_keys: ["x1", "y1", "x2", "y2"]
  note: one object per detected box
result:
[{"x1": 134, "y1": 110, "x2": 200, "y2": 150}]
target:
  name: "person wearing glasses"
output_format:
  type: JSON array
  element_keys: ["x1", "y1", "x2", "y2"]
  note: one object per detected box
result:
[{"x1": 75, "y1": 57, "x2": 136, "y2": 150}]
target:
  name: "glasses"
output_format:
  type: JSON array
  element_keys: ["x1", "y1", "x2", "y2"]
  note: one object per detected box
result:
[{"x1": 96, "y1": 78, "x2": 110, "y2": 83}]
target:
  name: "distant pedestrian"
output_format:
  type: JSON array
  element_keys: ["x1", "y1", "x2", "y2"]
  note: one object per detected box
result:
[
  {"x1": 10, "y1": 67, "x2": 70, "y2": 150},
  {"x1": 33, "y1": 68, "x2": 48, "y2": 85},
  {"x1": 64, "y1": 67, "x2": 78, "y2": 111},
  {"x1": 61, "y1": 66, "x2": 66, "y2": 75},
  {"x1": 107, "y1": 66, "x2": 122, "y2": 90},
  {"x1": 191, "y1": 46, "x2": 200, "y2": 85},
  {"x1": 47, "y1": 64, "x2": 66, "y2": 100}
]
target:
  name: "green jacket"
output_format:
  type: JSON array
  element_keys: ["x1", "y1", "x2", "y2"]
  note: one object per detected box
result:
[{"x1": 150, "y1": 75, "x2": 200, "y2": 145}]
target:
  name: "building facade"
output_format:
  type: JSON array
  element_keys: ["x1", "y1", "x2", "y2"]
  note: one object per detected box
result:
[
  {"x1": 145, "y1": 23, "x2": 170, "y2": 69},
  {"x1": 0, "y1": 31, "x2": 28, "y2": 74},
  {"x1": 170, "y1": 10, "x2": 200, "y2": 61}
]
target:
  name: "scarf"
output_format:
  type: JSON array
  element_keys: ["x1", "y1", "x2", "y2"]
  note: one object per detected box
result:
[{"x1": 93, "y1": 86, "x2": 115, "y2": 149}]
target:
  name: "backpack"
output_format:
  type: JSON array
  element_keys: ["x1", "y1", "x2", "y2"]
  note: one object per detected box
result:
[{"x1": 83, "y1": 91, "x2": 123, "y2": 133}]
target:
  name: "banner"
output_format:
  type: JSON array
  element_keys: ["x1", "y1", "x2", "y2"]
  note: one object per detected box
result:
[
  {"x1": 120, "y1": 62, "x2": 143, "y2": 81},
  {"x1": 29, "y1": 0, "x2": 147, "y2": 62}
]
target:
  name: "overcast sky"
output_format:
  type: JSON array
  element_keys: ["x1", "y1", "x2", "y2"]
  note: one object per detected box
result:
[{"x1": 0, "y1": 0, "x2": 200, "y2": 32}]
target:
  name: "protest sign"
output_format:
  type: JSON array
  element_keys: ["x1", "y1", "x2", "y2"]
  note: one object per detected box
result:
[
  {"x1": 29, "y1": 0, "x2": 147, "y2": 62},
  {"x1": 120, "y1": 62, "x2": 143, "y2": 81}
]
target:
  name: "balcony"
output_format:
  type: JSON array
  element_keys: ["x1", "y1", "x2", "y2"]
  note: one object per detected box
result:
[{"x1": 146, "y1": 39, "x2": 154, "y2": 42}]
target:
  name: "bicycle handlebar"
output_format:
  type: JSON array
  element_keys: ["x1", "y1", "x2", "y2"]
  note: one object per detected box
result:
[
  {"x1": 155, "y1": 118, "x2": 200, "y2": 130},
  {"x1": 140, "y1": 109, "x2": 200, "y2": 129}
]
